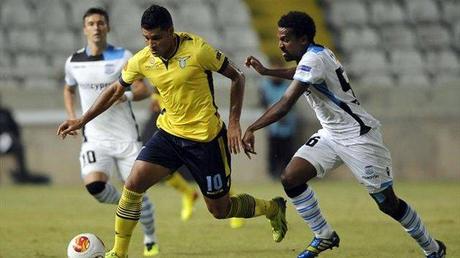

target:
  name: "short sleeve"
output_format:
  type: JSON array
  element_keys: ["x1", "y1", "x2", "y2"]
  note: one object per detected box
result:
[
  {"x1": 293, "y1": 54, "x2": 325, "y2": 85},
  {"x1": 64, "y1": 56, "x2": 77, "y2": 86},
  {"x1": 120, "y1": 54, "x2": 143, "y2": 86},
  {"x1": 196, "y1": 40, "x2": 227, "y2": 72}
]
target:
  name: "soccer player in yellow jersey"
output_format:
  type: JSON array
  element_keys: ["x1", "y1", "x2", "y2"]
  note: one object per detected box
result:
[
  {"x1": 58, "y1": 4, "x2": 286, "y2": 258},
  {"x1": 62, "y1": 7, "x2": 201, "y2": 256},
  {"x1": 147, "y1": 92, "x2": 244, "y2": 228},
  {"x1": 141, "y1": 92, "x2": 199, "y2": 222}
]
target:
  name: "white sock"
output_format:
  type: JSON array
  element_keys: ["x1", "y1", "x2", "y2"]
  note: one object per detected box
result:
[
  {"x1": 93, "y1": 183, "x2": 120, "y2": 204},
  {"x1": 140, "y1": 195, "x2": 157, "y2": 244},
  {"x1": 399, "y1": 203, "x2": 438, "y2": 255},
  {"x1": 290, "y1": 187, "x2": 334, "y2": 238}
]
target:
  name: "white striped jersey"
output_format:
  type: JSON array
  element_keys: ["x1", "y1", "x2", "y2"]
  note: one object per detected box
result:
[
  {"x1": 64, "y1": 45, "x2": 140, "y2": 142},
  {"x1": 293, "y1": 44, "x2": 380, "y2": 141}
]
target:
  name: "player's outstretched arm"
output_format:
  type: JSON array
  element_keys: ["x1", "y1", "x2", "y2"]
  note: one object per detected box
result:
[
  {"x1": 118, "y1": 79, "x2": 152, "y2": 103},
  {"x1": 131, "y1": 80, "x2": 152, "y2": 101},
  {"x1": 149, "y1": 93, "x2": 162, "y2": 113},
  {"x1": 242, "y1": 80, "x2": 307, "y2": 158},
  {"x1": 219, "y1": 60, "x2": 245, "y2": 155},
  {"x1": 57, "y1": 81, "x2": 125, "y2": 139},
  {"x1": 245, "y1": 56, "x2": 296, "y2": 80}
]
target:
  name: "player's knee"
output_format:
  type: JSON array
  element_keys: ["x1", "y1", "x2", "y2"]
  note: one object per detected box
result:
[
  {"x1": 281, "y1": 161, "x2": 315, "y2": 189},
  {"x1": 207, "y1": 206, "x2": 227, "y2": 219},
  {"x1": 377, "y1": 199, "x2": 398, "y2": 216},
  {"x1": 124, "y1": 175, "x2": 145, "y2": 193},
  {"x1": 378, "y1": 199, "x2": 406, "y2": 220},
  {"x1": 85, "y1": 181, "x2": 106, "y2": 202},
  {"x1": 280, "y1": 170, "x2": 300, "y2": 189},
  {"x1": 371, "y1": 191, "x2": 407, "y2": 220}
]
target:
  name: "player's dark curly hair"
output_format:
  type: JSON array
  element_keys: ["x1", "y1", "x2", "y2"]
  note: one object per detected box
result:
[
  {"x1": 278, "y1": 11, "x2": 316, "y2": 42},
  {"x1": 141, "y1": 4, "x2": 173, "y2": 30},
  {"x1": 83, "y1": 8, "x2": 109, "y2": 25}
]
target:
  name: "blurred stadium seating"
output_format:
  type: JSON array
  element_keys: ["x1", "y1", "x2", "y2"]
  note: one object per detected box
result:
[
  {"x1": 0, "y1": 0, "x2": 268, "y2": 111},
  {"x1": 323, "y1": 0, "x2": 460, "y2": 88},
  {"x1": 2, "y1": 0, "x2": 456, "y2": 107}
]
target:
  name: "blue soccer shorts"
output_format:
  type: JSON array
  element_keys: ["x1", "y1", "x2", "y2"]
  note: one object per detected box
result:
[{"x1": 137, "y1": 127, "x2": 232, "y2": 199}]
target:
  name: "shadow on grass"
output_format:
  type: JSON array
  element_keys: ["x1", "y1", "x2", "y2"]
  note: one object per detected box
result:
[{"x1": 168, "y1": 246, "x2": 298, "y2": 257}]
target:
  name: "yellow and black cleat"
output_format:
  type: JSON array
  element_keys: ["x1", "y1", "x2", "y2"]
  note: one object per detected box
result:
[
  {"x1": 269, "y1": 197, "x2": 288, "y2": 242},
  {"x1": 144, "y1": 242, "x2": 159, "y2": 256}
]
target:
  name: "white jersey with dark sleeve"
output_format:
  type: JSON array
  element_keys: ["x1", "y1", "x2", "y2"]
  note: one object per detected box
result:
[
  {"x1": 64, "y1": 45, "x2": 140, "y2": 142},
  {"x1": 293, "y1": 44, "x2": 380, "y2": 141}
]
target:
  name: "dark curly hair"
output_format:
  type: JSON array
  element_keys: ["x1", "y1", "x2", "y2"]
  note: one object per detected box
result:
[
  {"x1": 278, "y1": 11, "x2": 316, "y2": 42},
  {"x1": 141, "y1": 4, "x2": 173, "y2": 30}
]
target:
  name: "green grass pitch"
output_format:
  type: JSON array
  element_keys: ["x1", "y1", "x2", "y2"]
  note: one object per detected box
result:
[{"x1": 0, "y1": 180, "x2": 458, "y2": 257}]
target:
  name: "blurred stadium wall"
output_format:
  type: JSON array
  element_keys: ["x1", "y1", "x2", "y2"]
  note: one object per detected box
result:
[{"x1": 0, "y1": 0, "x2": 459, "y2": 184}]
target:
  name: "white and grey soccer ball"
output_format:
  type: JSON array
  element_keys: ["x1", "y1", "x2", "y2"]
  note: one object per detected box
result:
[{"x1": 67, "y1": 233, "x2": 105, "y2": 258}]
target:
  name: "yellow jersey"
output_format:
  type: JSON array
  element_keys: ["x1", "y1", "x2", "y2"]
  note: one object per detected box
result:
[{"x1": 121, "y1": 32, "x2": 228, "y2": 142}]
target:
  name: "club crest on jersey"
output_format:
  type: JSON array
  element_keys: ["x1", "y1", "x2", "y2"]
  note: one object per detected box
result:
[
  {"x1": 175, "y1": 56, "x2": 191, "y2": 69},
  {"x1": 104, "y1": 63, "x2": 115, "y2": 74}
]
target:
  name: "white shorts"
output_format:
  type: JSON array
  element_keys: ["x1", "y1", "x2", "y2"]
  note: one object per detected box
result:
[
  {"x1": 294, "y1": 128, "x2": 393, "y2": 193},
  {"x1": 80, "y1": 141, "x2": 142, "y2": 181}
]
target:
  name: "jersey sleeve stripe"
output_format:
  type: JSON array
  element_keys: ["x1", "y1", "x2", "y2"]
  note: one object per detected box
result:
[
  {"x1": 119, "y1": 78, "x2": 132, "y2": 88},
  {"x1": 217, "y1": 57, "x2": 229, "y2": 73}
]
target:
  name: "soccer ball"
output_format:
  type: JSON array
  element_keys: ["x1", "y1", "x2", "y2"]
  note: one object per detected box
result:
[{"x1": 67, "y1": 233, "x2": 105, "y2": 258}]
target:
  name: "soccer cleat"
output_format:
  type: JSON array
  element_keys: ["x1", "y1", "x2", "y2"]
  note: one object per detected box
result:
[
  {"x1": 426, "y1": 240, "x2": 446, "y2": 258},
  {"x1": 144, "y1": 242, "x2": 159, "y2": 256},
  {"x1": 269, "y1": 197, "x2": 288, "y2": 242},
  {"x1": 229, "y1": 217, "x2": 245, "y2": 229},
  {"x1": 105, "y1": 249, "x2": 127, "y2": 258},
  {"x1": 297, "y1": 231, "x2": 340, "y2": 258},
  {"x1": 181, "y1": 191, "x2": 199, "y2": 221}
]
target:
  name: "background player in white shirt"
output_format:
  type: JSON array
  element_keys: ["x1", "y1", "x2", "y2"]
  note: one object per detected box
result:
[
  {"x1": 243, "y1": 11, "x2": 446, "y2": 258},
  {"x1": 63, "y1": 8, "x2": 163, "y2": 256}
]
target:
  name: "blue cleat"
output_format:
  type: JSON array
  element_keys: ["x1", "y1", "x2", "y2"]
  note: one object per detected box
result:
[
  {"x1": 297, "y1": 231, "x2": 340, "y2": 258},
  {"x1": 426, "y1": 240, "x2": 446, "y2": 258}
]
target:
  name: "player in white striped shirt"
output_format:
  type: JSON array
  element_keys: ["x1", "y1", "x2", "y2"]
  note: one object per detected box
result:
[{"x1": 243, "y1": 11, "x2": 446, "y2": 258}]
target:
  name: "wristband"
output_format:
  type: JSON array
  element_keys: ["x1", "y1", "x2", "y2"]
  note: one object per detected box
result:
[{"x1": 124, "y1": 91, "x2": 134, "y2": 101}]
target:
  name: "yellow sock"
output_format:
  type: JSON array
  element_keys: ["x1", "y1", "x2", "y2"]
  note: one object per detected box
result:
[
  {"x1": 254, "y1": 198, "x2": 279, "y2": 218},
  {"x1": 113, "y1": 187, "x2": 143, "y2": 256},
  {"x1": 226, "y1": 193, "x2": 255, "y2": 218},
  {"x1": 225, "y1": 193, "x2": 274, "y2": 218},
  {"x1": 165, "y1": 172, "x2": 195, "y2": 196}
]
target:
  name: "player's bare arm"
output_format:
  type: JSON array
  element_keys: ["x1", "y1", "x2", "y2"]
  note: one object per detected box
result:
[
  {"x1": 219, "y1": 60, "x2": 245, "y2": 154},
  {"x1": 245, "y1": 56, "x2": 296, "y2": 80},
  {"x1": 57, "y1": 81, "x2": 125, "y2": 139},
  {"x1": 118, "y1": 79, "x2": 152, "y2": 103},
  {"x1": 242, "y1": 80, "x2": 307, "y2": 158},
  {"x1": 149, "y1": 90, "x2": 162, "y2": 113},
  {"x1": 63, "y1": 85, "x2": 77, "y2": 120}
]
